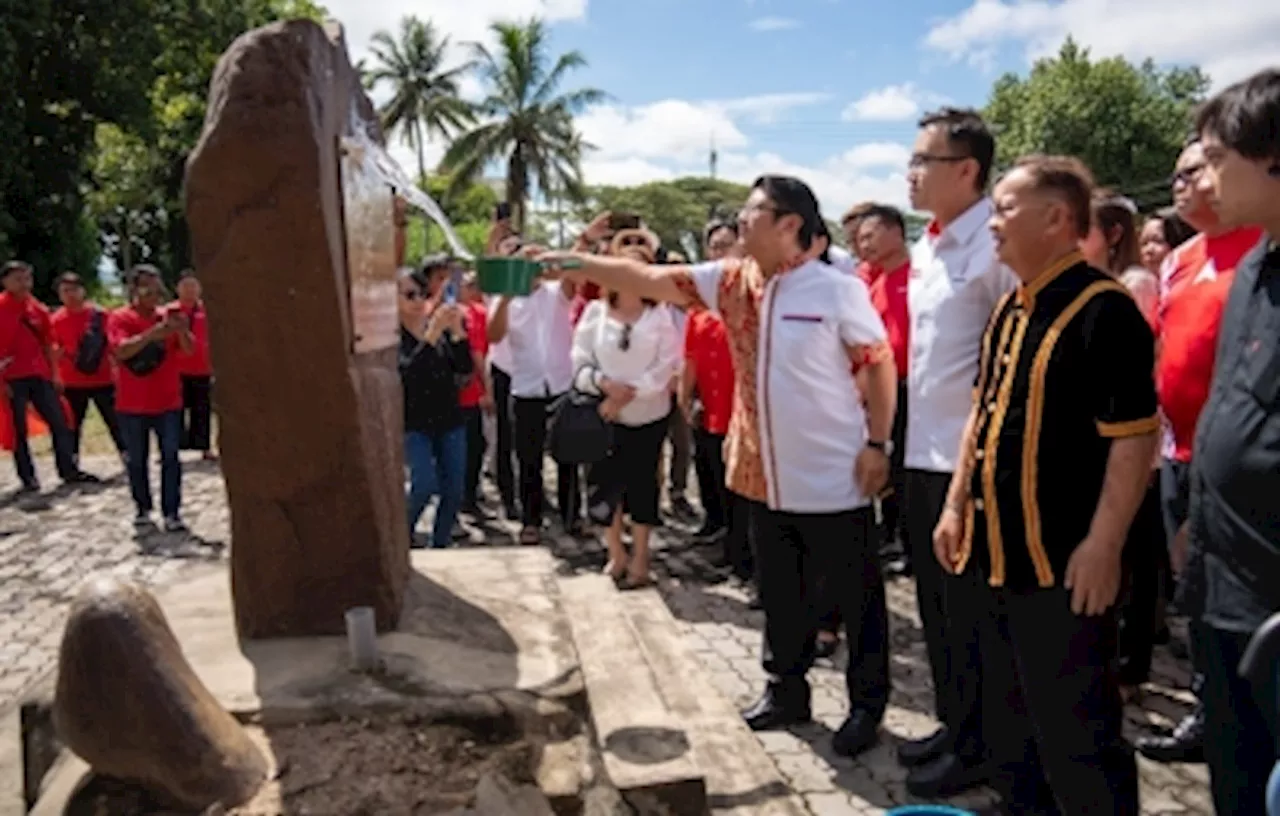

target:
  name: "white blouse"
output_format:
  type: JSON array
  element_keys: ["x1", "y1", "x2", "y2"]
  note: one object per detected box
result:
[{"x1": 571, "y1": 299, "x2": 681, "y2": 427}]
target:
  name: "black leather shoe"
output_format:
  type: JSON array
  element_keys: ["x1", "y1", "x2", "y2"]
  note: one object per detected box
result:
[
  {"x1": 905, "y1": 752, "x2": 991, "y2": 798},
  {"x1": 897, "y1": 726, "x2": 950, "y2": 767},
  {"x1": 832, "y1": 709, "x2": 880, "y2": 758},
  {"x1": 742, "y1": 684, "x2": 811, "y2": 731},
  {"x1": 1135, "y1": 708, "x2": 1205, "y2": 763}
]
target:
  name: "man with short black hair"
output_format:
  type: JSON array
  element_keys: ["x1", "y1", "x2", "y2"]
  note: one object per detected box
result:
[
  {"x1": 0, "y1": 261, "x2": 99, "y2": 491},
  {"x1": 51, "y1": 272, "x2": 125, "y2": 462},
  {"x1": 897, "y1": 106, "x2": 1012, "y2": 796},
  {"x1": 936, "y1": 154, "x2": 1156, "y2": 814},
  {"x1": 539, "y1": 174, "x2": 898, "y2": 760},
  {"x1": 1183, "y1": 67, "x2": 1280, "y2": 816}
]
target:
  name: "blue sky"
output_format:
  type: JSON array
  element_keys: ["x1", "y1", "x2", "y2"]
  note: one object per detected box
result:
[{"x1": 325, "y1": 0, "x2": 1278, "y2": 217}]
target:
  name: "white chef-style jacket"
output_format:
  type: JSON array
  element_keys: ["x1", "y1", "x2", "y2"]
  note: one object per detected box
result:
[
  {"x1": 688, "y1": 257, "x2": 888, "y2": 513},
  {"x1": 906, "y1": 198, "x2": 1017, "y2": 473}
]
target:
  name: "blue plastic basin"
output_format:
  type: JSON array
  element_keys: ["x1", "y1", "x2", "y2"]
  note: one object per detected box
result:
[{"x1": 887, "y1": 808, "x2": 976, "y2": 816}]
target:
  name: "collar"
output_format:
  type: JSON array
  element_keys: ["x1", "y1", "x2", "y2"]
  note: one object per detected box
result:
[
  {"x1": 929, "y1": 198, "x2": 992, "y2": 249},
  {"x1": 1017, "y1": 250, "x2": 1083, "y2": 310}
]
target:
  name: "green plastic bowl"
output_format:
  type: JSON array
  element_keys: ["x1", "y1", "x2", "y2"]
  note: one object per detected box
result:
[{"x1": 476, "y1": 257, "x2": 539, "y2": 296}]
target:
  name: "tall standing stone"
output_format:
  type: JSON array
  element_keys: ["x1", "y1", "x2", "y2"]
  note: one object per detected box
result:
[{"x1": 185, "y1": 20, "x2": 409, "y2": 637}]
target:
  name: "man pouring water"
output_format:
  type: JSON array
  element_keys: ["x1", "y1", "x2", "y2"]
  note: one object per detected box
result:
[{"x1": 538, "y1": 174, "x2": 899, "y2": 759}]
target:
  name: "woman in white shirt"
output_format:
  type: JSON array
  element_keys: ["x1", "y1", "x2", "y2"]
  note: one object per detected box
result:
[{"x1": 571, "y1": 237, "x2": 681, "y2": 589}]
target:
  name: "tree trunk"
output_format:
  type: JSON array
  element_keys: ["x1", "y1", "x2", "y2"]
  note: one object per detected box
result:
[
  {"x1": 507, "y1": 146, "x2": 527, "y2": 234},
  {"x1": 414, "y1": 121, "x2": 426, "y2": 184}
]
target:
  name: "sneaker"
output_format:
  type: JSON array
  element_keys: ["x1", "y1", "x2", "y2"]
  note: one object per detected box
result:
[
  {"x1": 16, "y1": 482, "x2": 40, "y2": 497},
  {"x1": 669, "y1": 495, "x2": 699, "y2": 521},
  {"x1": 64, "y1": 471, "x2": 102, "y2": 486},
  {"x1": 163, "y1": 516, "x2": 189, "y2": 534},
  {"x1": 133, "y1": 513, "x2": 154, "y2": 532}
]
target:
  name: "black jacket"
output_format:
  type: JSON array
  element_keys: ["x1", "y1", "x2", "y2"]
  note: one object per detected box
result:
[{"x1": 398, "y1": 324, "x2": 473, "y2": 434}]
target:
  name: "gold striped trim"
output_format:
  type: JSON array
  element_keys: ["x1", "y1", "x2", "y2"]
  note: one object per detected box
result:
[
  {"x1": 1017, "y1": 250, "x2": 1084, "y2": 310},
  {"x1": 959, "y1": 294, "x2": 1010, "y2": 564},
  {"x1": 1097, "y1": 415, "x2": 1161, "y2": 438},
  {"x1": 982, "y1": 310, "x2": 1030, "y2": 587},
  {"x1": 1021, "y1": 280, "x2": 1128, "y2": 588}
]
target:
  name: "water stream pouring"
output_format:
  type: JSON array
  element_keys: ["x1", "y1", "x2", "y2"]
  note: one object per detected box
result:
[{"x1": 344, "y1": 112, "x2": 474, "y2": 260}]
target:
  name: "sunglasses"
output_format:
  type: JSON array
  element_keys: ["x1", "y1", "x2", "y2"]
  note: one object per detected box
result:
[
  {"x1": 619, "y1": 323, "x2": 633, "y2": 352},
  {"x1": 400, "y1": 289, "x2": 423, "y2": 301},
  {"x1": 618, "y1": 235, "x2": 650, "y2": 248}
]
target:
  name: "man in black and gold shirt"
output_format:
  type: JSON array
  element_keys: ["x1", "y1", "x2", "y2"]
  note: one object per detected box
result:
[{"x1": 934, "y1": 155, "x2": 1159, "y2": 815}]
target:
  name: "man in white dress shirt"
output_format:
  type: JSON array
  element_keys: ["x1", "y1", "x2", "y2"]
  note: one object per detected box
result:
[
  {"x1": 538, "y1": 175, "x2": 898, "y2": 760},
  {"x1": 896, "y1": 107, "x2": 1015, "y2": 798}
]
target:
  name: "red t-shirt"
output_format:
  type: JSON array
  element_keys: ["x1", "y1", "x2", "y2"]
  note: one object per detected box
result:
[
  {"x1": 1156, "y1": 227, "x2": 1264, "y2": 462},
  {"x1": 50, "y1": 305, "x2": 114, "y2": 388},
  {"x1": 0, "y1": 293, "x2": 54, "y2": 381},
  {"x1": 865, "y1": 260, "x2": 910, "y2": 382},
  {"x1": 108, "y1": 305, "x2": 185, "y2": 415},
  {"x1": 172, "y1": 299, "x2": 213, "y2": 377},
  {"x1": 458, "y1": 301, "x2": 489, "y2": 408},
  {"x1": 684, "y1": 308, "x2": 735, "y2": 435}
]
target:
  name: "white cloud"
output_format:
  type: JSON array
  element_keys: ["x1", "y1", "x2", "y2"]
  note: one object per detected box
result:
[
  {"x1": 718, "y1": 92, "x2": 833, "y2": 124},
  {"x1": 577, "y1": 100, "x2": 749, "y2": 163},
  {"x1": 748, "y1": 16, "x2": 801, "y2": 31},
  {"x1": 923, "y1": 0, "x2": 1280, "y2": 88},
  {"x1": 714, "y1": 151, "x2": 910, "y2": 215},
  {"x1": 841, "y1": 83, "x2": 939, "y2": 122}
]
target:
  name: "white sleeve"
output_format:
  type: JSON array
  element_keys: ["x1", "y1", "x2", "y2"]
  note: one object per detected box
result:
[
  {"x1": 688, "y1": 261, "x2": 726, "y2": 314},
  {"x1": 570, "y1": 301, "x2": 604, "y2": 394},
  {"x1": 836, "y1": 275, "x2": 887, "y2": 347},
  {"x1": 631, "y1": 307, "x2": 682, "y2": 399}
]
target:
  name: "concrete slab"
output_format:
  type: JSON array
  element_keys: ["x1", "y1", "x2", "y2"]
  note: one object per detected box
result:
[
  {"x1": 621, "y1": 591, "x2": 809, "y2": 816},
  {"x1": 0, "y1": 705, "x2": 23, "y2": 816},
  {"x1": 558, "y1": 573, "x2": 707, "y2": 814},
  {"x1": 155, "y1": 549, "x2": 579, "y2": 718}
]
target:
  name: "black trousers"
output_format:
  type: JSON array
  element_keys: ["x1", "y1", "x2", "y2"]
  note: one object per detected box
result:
[
  {"x1": 586, "y1": 416, "x2": 667, "y2": 526},
  {"x1": 490, "y1": 365, "x2": 517, "y2": 509},
  {"x1": 879, "y1": 381, "x2": 909, "y2": 555},
  {"x1": 179, "y1": 374, "x2": 213, "y2": 451},
  {"x1": 7, "y1": 377, "x2": 77, "y2": 486},
  {"x1": 1116, "y1": 477, "x2": 1164, "y2": 685},
  {"x1": 1200, "y1": 623, "x2": 1280, "y2": 816},
  {"x1": 462, "y1": 405, "x2": 485, "y2": 508},
  {"x1": 692, "y1": 427, "x2": 728, "y2": 531},
  {"x1": 980, "y1": 581, "x2": 1138, "y2": 816},
  {"x1": 904, "y1": 468, "x2": 986, "y2": 761},
  {"x1": 64, "y1": 385, "x2": 124, "y2": 459},
  {"x1": 753, "y1": 503, "x2": 889, "y2": 717},
  {"x1": 666, "y1": 396, "x2": 691, "y2": 498},
  {"x1": 1160, "y1": 458, "x2": 1206, "y2": 700},
  {"x1": 725, "y1": 491, "x2": 756, "y2": 582},
  {"x1": 513, "y1": 394, "x2": 579, "y2": 528}
]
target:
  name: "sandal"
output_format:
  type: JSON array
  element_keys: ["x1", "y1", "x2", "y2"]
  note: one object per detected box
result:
[
  {"x1": 603, "y1": 560, "x2": 628, "y2": 581},
  {"x1": 619, "y1": 571, "x2": 654, "y2": 591},
  {"x1": 519, "y1": 526, "x2": 541, "y2": 546}
]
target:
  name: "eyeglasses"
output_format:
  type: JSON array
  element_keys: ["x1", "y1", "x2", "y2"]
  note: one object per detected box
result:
[
  {"x1": 907, "y1": 153, "x2": 972, "y2": 169},
  {"x1": 619, "y1": 323, "x2": 633, "y2": 352},
  {"x1": 737, "y1": 202, "x2": 783, "y2": 222},
  {"x1": 1169, "y1": 164, "x2": 1206, "y2": 187}
]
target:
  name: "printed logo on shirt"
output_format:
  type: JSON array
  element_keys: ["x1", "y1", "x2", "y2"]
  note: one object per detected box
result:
[{"x1": 780, "y1": 314, "x2": 823, "y2": 323}]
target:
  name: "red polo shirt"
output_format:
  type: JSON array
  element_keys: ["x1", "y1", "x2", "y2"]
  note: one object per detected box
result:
[
  {"x1": 172, "y1": 299, "x2": 212, "y2": 377},
  {"x1": 684, "y1": 308, "x2": 735, "y2": 436},
  {"x1": 458, "y1": 301, "x2": 488, "y2": 408},
  {"x1": 51, "y1": 304, "x2": 114, "y2": 388},
  {"x1": 1156, "y1": 227, "x2": 1264, "y2": 462},
  {"x1": 865, "y1": 260, "x2": 910, "y2": 382},
  {"x1": 0, "y1": 293, "x2": 54, "y2": 381},
  {"x1": 109, "y1": 305, "x2": 185, "y2": 415}
]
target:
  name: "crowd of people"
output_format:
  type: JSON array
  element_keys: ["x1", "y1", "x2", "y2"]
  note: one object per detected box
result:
[
  {"x1": 0, "y1": 262, "x2": 215, "y2": 532},
  {"x1": 3, "y1": 63, "x2": 1276, "y2": 816},
  {"x1": 395, "y1": 69, "x2": 1279, "y2": 816}
]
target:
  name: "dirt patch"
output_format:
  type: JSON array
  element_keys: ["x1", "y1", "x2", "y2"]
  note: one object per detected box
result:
[{"x1": 66, "y1": 714, "x2": 538, "y2": 815}]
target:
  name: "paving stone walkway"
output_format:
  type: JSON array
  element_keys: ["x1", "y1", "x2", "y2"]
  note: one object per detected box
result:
[{"x1": 0, "y1": 455, "x2": 1213, "y2": 815}]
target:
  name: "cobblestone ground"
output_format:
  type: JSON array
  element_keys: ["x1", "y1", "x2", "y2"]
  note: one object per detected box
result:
[{"x1": 0, "y1": 454, "x2": 1213, "y2": 815}]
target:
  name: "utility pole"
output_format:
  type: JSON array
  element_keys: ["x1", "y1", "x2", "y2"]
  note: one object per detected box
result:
[{"x1": 709, "y1": 133, "x2": 718, "y2": 181}]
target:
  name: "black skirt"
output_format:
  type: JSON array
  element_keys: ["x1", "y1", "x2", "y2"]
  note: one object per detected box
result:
[{"x1": 586, "y1": 414, "x2": 669, "y2": 526}]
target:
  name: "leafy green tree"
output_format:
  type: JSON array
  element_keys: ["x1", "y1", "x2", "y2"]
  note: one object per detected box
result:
[
  {"x1": 364, "y1": 16, "x2": 474, "y2": 181},
  {"x1": 441, "y1": 18, "x2": 605, "y2": 232},
  {"x1": 984, "y1": 38, "x2": 1207, "y2": 208},
  {"x1": 584, "y1": 178, "x2": 751, "y2": 253}
]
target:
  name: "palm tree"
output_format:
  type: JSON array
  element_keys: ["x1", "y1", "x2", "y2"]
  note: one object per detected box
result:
[
  {"x1": 441, "y1": 18, "x2": 605, "y2": 232},
  {"x1": 364, "y1": 16, "x2": 474, "y2": 181}
]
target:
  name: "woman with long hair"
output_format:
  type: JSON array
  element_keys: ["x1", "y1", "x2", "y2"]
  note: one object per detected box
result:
[
  {"x1": 1081, "y1": 190, "x2": 1160, "y2": 327},
  {"x1": 570, "y1": 230, "x2": 681, "y2": 588},
  {"x1": 398, "y1": 258, "x2": 473, "y2": 549}
]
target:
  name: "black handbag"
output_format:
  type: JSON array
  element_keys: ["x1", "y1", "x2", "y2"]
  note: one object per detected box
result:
[{"x1": 548, "y1": 383, "x2": 613, "y2": 465}]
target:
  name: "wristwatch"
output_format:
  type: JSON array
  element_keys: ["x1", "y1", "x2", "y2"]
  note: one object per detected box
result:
[{"x1": 867, "y1": 439, "x2": 894, "y2": 457}]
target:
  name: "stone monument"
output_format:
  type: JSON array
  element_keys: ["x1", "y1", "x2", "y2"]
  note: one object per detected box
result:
[{"x1": 185, "y1": 19, "x2": 409, "y2": 638}]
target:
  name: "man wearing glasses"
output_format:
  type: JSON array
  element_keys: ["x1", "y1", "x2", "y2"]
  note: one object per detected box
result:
[
  {"x1": 1134, "y1": 138, "x2": 1265, "y2": 765},
  {"x1": 896, "y1": 107, "x2": 1015, "y2": 797}
]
